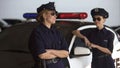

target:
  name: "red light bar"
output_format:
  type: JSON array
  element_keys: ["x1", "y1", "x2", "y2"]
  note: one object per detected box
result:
[{"x1": 57, "y1": 12, "x2": 88, "y2": 19}]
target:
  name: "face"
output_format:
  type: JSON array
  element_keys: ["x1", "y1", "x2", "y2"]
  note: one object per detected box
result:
[
  {"x1": 43, "y1": 10, "x2": 57, "y2": 24},
  {"x1": 93, "y1": 15, "x2": 106, "y2": 27}
]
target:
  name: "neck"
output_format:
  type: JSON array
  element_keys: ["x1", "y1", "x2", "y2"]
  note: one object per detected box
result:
[
  {"x1": 43, "y1": 22, "x2": 51, "y2": 29},
  {"x1": 97, "y1": 25, "x2": 104, "y2": 30}
]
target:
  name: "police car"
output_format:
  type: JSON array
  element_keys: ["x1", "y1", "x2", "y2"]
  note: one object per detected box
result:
[
  {"x1": 0, "y1": 12, "x2": 120, "y2": 68},
  {"x1": 0, "y1": 19, "x2": 22, "y2": 31}
]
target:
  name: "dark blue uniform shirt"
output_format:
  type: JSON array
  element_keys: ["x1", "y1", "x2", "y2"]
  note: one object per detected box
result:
[
  {"x1": 81, "y1": 26, "x2": 115, "y2": 68},
  {"x1": 29, "y1": 23, "x2": 68, "y2": 68}
]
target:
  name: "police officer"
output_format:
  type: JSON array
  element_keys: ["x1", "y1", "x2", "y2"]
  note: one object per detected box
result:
[
  {"x1": 72, "y1": 8, "x2": 115, "y2": 68},
  {"x1": 29, "y1": 2, "x2": 69, "y2": 68}
]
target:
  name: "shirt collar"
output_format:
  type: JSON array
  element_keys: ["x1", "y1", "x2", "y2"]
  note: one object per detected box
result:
[
  {"x1": 39, "y1": 23, "x2": 55, "y2": 32},
  {"x1": 95, "y1": 26, "x2": 106, "y2": 33}
]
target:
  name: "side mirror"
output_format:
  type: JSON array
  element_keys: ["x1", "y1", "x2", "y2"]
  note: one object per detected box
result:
[{"x1": 74, "y1": 47, "x2": 91, "y2": 56}]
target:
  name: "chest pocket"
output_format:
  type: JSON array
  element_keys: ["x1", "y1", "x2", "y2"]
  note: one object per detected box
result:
[
  {"x1": 90, "y1": 34, "x2": 108, "y2": 47},
  {"x1": 100, "y1": 33, "x2": 109, "y2": 47},
  {"x1": 100, "y1": 39, "x2": 108, "y2": 47}
]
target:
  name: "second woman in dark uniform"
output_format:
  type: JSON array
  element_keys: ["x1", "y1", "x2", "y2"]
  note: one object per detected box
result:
[
  {"x1": 72, "y1": 8, "x2": 115, "y2": 68},
  {"x1": 29, "y1": 2, "x2": 69, "y2": 68}
]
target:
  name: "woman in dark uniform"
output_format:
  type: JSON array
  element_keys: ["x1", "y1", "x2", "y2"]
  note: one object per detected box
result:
[
  {"x1": 72, "y1": 8, "x2": 115, "y2": 68},
  {"x1": 29, "y1": 2, "x2": 69, "y2": 68}
]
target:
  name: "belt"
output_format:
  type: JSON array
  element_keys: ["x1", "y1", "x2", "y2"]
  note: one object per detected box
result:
[
  {"x1": 98, "y1": 54, "x2": 110, "y2": 58},
  {"x1": 94, "y1": 54, "x2": 110, "y2": 59},
  {"x1": 45, "y1": 58, "x2": 60, "y2": 64}
]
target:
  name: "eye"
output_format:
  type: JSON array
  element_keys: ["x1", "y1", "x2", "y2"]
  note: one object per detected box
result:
[{"x1": 93, "y1": 17, "x2": 101, "y2": 21}]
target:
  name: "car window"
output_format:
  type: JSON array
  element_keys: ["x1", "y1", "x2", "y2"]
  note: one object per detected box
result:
[
  {"x1": 73, "y1": 37, "x2": 88, "y2": 48},
  {"x1": 69, "y1": 37, "x2": 90, "y2": 58}
]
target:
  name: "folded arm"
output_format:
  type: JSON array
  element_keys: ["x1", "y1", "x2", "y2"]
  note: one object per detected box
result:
[{"x1": 38, "y1": 49, "x2": 69, "y2": 59}]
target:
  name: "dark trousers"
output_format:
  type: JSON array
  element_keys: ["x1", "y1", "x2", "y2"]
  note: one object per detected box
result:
[{"x1": 91, "y1": 56, "x2": 115, "y2": 68}]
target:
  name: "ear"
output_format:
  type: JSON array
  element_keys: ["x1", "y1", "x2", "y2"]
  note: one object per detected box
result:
[
  {"x1": 103, "y1": 18, "x2": 106, "y2": 23},
  {"x1": 43, "y1": 13, "x2": 46, "y2": 19}
]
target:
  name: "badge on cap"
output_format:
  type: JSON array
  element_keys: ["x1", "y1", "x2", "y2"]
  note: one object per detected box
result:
[{"x1": 94, "y1": 8, "x2": 99, "y2": 12}]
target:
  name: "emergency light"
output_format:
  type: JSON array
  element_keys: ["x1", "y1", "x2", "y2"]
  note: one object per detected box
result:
[
  {"x1": 23, "y1": 13, "x2": 37, "y2": 19},
  {"x1": 57, "y1": 12, "x2": 87, "y2": 19},
  {"x1": 23, "y1": 12, "x2": 88, "y2": 19}
]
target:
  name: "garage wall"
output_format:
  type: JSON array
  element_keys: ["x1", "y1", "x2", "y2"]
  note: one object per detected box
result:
[{"x1": 0, "y1": 0, "x2": 120, "y2": 26}]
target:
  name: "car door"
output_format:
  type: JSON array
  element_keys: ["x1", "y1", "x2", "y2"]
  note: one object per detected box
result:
[{"x1": 68, "y1": 24, "x2": 120, "y2": 68}]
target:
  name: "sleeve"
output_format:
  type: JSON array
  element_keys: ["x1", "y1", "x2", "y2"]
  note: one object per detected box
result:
[
  {"x1": 107, "y1": 32, "x2": 114, "y2": 53},
  {"x1": 28, "y1": 28, "x2": 46, "y2": 57}
]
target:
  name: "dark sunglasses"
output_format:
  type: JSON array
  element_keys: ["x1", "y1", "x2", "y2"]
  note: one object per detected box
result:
[
  {"x1": 50, "y1": 12, "x2": 58, "y2": 16},
  {"x1": 93, "y1": 17, "x2": 101, "y2": 21}
]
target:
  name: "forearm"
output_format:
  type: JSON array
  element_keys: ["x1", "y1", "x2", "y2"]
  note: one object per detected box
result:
[
  {"x1": 72, "y1": 30, "x2": 85, "y2": 39},
  {"x1": 91, "y1": 43, "x2": 112, "y2": 55},
  {"x1": 47, "y1": 49, "x2": 69, "y2": 58},
  {"x1": 38, "y1": 51, "x2": 57, "y2": 59},
  {"x1": 97, "y1": 45, "x2": 112, "y2": 55},
  {"x1": 72, "y1": 30, "x2": 91, "y2": 46}
]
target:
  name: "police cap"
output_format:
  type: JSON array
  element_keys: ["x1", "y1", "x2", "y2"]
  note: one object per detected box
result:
[
  {"x1": 91, "y1": 8, "x2": 109, "y2": 18},
  {"x1": 37, "y1": 2, "x2": 57, "y2": 13}
]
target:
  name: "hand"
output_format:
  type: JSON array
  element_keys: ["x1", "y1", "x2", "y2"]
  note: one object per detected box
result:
[
  {"x1": 83, "y1": 36, "x2": 91, "y2": 46},
  {"x1": 39, "y1": 49, "x2": 57, "y2": 59}
]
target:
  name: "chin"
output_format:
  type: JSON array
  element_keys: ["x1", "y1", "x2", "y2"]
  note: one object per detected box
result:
[
  {"x1": 52, "y1": 22, "x2": 56, "y2": 24},
  {"x1": 95, "y1": 23, "x2": 100, "y2": 27}
]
